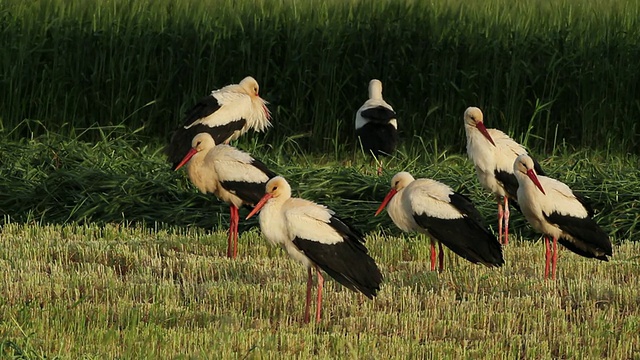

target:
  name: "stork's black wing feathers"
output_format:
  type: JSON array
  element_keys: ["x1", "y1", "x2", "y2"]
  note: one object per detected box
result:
[
  {"x1": 355, "y1": 123, "x2": 398, "y2": 158},
  {"x1": 182, "y1": 95, "x2": 222, "y2": 127},
  {"x1": 165, "y1": 93, "x2": 252, "y2": 169},
  {"x1": 219, "y1": 180, "x2": 269, "y2": 207},
  {"x1": 165, "y1": 119, "x2": 247, "y2": 170},
  {"x1": 414, "y1": 213, "x2": 504, "y2": 268},
  {"x1": 249, "y1": 158, "x2": 278, "y2": 180},
  {"x1": 543, "y1": 211, "x2": 612, "y2": 260},
  {"x1": 532, "y1": 157, "x2": 545, "y2": 176},
  {"x1": 557, "y1": 239, "x2": 610, "y2": 261},
  {"x1": 447, "y1": 192, "x2": 486, "y2": 226},
  {"x1": 328, "y1": 216, "x2": 367, "y2": 247},
  {"x1": 218, "y1": 158, "x2": 277, "y2": 206},
  {"x1": 572, "y1": 192, "x2": 595, "y2": 217},
  {"x1": 292, "y1": 216, "x2": 382, "y2": 299},
  {"x1": 493, "y1": 153, "x2": 544, "y2": 200},
  {"x1": 494, "y1": 170, "x2": 519, "y2": 200},
  {"x1": 360, "y1": 106, "x2": 397, "y2": 123}
]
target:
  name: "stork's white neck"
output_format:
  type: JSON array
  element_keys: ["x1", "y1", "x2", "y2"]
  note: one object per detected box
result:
[{"x1": 186, "y1": 149, "x2": 215, "y2": 194}]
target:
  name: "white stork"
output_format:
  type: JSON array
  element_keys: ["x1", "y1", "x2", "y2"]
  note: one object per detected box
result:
[
  {"x1": 246, "y1": 176, "x2": 383, "y2": 323},
  {"x1": 375, "y1": 172, "x2": 504, "y2": 271},
  {"x1": 513, "y1": 154, "x2": 612, "y2": 280},
  {"x1": 463, "y1": 106, "x2": 545, "y2": 245},
  {"x1": 175, "y1": 133, "x2": 276, "y2": 258},
  {"x1": 166, "y1": 76, "x2": 271, "y2": 170},
  {"x1": 355, "y1": 79, "x2": 398, "y2": 175}
]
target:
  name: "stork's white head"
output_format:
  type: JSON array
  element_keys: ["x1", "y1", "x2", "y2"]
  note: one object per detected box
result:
[
  {"x1": 174, "y1": 133, "x2": 216, "y2": 170},
  {"x1": 239, "y1": 76, "x2": 260, "y2": 97},
  {"x1": 191, "y1": 132, "x2": 216, "y2": 150},
  {"x1": 375, "y1": 172, "x2": 415, "y2": 216},
  {"x1": 368, "y1": 79, "x2": 384, "y2": 100},
  {"x1": 239, "y1": 76, "x2": 271, "y2": 121},
  {"x1": 264, "y1": 176, "x2": 291, "y2": 199},
  {"x1": 390, "y1": 171, "x2": 415, "y2": 191},
  {"x1": 464, "y1": 107, "x2": 496, "y2": 146},
  {"x1": 514, "y1": 154, "x2": 545, "y2": 195},
  {"x1": 464, "y1": 107, "x2": 483, "y2": 126},
  {"x1": 246, "y1": 176, "x2": 292, "y2": 219}
]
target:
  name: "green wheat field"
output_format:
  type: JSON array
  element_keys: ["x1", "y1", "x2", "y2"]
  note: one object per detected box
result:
[{"x1": 1, "y1": 0, "x2": 640, "y2": 358}]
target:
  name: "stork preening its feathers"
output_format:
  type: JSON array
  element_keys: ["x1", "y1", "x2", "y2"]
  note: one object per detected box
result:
[{"x1": 166, "y1": 76, "x2": 271, "y2": 170}]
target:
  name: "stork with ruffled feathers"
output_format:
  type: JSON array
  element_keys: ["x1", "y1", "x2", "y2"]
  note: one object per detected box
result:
[{"x1": 166, "y1": 76, "x2": 271, "y2": 170}]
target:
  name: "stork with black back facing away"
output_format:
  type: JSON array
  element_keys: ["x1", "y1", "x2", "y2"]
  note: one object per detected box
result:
[{"x1": 355, "y1": 79, "x2": 398, "y2": 175}]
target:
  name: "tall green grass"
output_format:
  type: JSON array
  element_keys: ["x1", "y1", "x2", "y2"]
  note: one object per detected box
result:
[
  {"x1": 1, "y1": 0, "x2": 639, "y2": 153},
  {"x1": 1, "y1": 131, "x2": 638, "y2": 241}
]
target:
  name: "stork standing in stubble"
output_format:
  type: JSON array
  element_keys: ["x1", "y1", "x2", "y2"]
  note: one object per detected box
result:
[
  {"x1": 355, "y1": 79, "x2": 398, "y2": 175},
  {"x1": 463, "y1": 106, "x2": 545, "y2": 245},
  {"x1": 514, "y1": 154, "x2": 612, "y2": 280},
  {"x1": 175, "y1": 133, "x2": 276, "y2": 258},
  {"x1": 166, "y1": 76, "x2": 271, "y2": 170},
  {"x1": 376, "y1": 172, "x2": 504, "y2": 271},
  {"x1": 247, "y1": 176, "x2": 383, "y2": 323}
]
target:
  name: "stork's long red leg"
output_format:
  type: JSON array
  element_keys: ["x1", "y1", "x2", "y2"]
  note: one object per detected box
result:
[
  {"x1": 227, "y1": 206, "x2": 235, "y2": 258},
  {"x1": 429, "y1": 239, "x2": 436, "y2": 271},
  {"x1": 316, "y1": 266, "x2": 324, "y2": 322},
  {"x1": 544, "y1": 236, "x2": 551, "y2": 279},
  {"x1": 231, "y1": 205, "x2": 239, "y2": 258},
  {"x1": 304, "y1": 267, "x2": 312, "y2": 323},
  {"x1": 552, "y1": 236, "x2": 558, "y2": 280},
  {"x1": 497, "y1": 199, "x2": 504, "y2": 245},
  {"x1": 438, "y1": 242, "x2": 444, "y2": 272},
  {"x1": 503, "y1": 197, "x2": 510, "y2": 245}
]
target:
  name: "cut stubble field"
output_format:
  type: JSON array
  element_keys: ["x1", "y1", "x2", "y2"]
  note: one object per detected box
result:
[{"x1": 1, "y1": 222, "x2": 639, "y2": 359}]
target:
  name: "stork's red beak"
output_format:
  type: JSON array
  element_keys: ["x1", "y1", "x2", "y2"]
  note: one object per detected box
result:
[
  {"x1": 375, "y1": 188, "x2": 397, "y2": 216},
  {"x1": 174, "y1": 148, "x2": 198, "y2": 171},
  {"x1": 476, "y1": 122, "x2": 496, "y2": 146},
  {"x1": 246, "y1": 193, "x2": 273, "y2": 219},
  {"x1": 526, "y1": 169, "x2": 546, "y2": 195}
]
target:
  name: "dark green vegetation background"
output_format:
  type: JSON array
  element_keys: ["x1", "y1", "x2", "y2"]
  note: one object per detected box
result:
[
  {"x1": 1, "y1": 0, "x2": 639, "y2": 153},
  {"x1": 1, "y1": 0, "x2": 639, "y2": 239}
]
